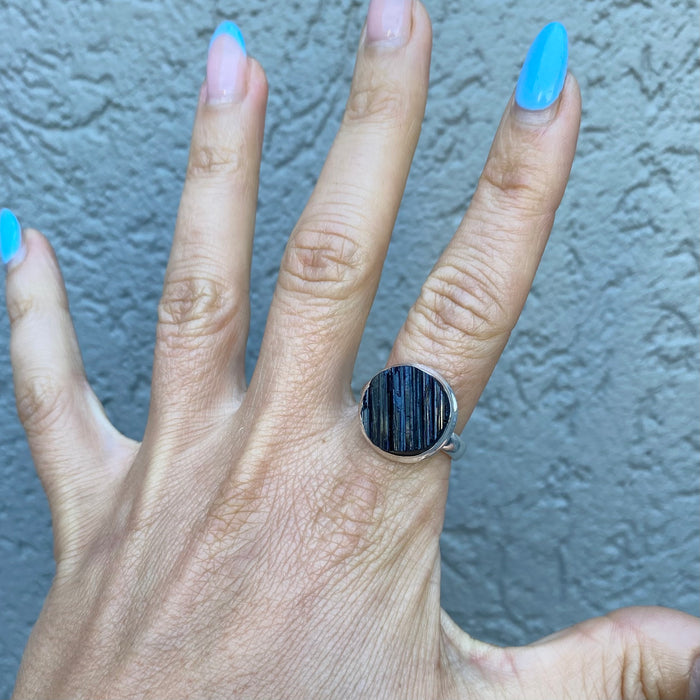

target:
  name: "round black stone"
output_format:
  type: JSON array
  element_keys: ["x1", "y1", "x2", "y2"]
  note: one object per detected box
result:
[{"x1": 360, "y1": 365, "x2": 451, "y2": 457}]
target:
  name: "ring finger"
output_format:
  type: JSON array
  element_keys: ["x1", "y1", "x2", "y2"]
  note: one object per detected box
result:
[{"x1": 150, "y1": 22, "x2": 268, "y2": 428}]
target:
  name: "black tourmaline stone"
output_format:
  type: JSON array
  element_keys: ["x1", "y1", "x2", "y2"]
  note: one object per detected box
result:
[{"x1": 360, "y1": 365, "x2": 451, "y2": 457}]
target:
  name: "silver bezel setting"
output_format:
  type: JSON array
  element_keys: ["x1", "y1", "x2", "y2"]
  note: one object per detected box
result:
[{"x1": 358, "y1": 363, "x2": 462, "y2": 463}]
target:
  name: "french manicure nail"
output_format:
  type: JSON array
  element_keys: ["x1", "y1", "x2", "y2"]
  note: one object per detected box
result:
[
  {"x1": 515, "y1": 22, "x2": 568, "y2": 111},
  {"x1": 690, "y1": 655, "x2": 700, "y2": 700},
  {"x1": 206, "y1": 20, "x2": 247, "y2": 104},
  {"x1": 0, "y1": 208, "x2": 23, "y2": 266},
  {"x1": 366, "y1": 0, "x2": 411, "y2": 46}
]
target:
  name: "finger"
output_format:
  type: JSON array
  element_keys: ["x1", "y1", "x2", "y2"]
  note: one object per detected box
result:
[
  {"x1": 390, "y1": 23, "x2": 581, "y2": 431},
  {"x1": 256, "y1": 0, "x2": 431, "y2": 403},
  {"x1": 3, "y1": 218, "x2": 138, "y2": 560},
  {"x1": 498, "y1": 606, "x2": 700, "y2": 700},
  {"x1": 151, "y1": 21, "x2": 267, "y2": 424}
]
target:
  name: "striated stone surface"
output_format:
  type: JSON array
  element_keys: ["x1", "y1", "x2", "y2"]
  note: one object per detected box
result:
[
  {"x1": 361, "y1": 365, "x2": 451, "y2": 456},
  {"x1": 0, "y1": 0, "x2": 697, "y2": 693}
]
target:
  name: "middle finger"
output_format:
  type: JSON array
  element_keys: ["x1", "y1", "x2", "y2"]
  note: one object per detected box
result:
[{"x1": 256, "y1": 0, "x2": 431, "y2": 404}]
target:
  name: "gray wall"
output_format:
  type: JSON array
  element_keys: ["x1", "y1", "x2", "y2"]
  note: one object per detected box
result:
[{"x1": 0, "y1": 0, "x2": 697, "y2": 693}]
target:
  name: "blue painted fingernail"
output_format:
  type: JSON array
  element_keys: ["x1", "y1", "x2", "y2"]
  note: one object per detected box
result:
[
  {"x1": 0, "y1": 208, "x2": 22, "y2": 265},
  {"x1": 209, "y1": 20, "x2": 246, "y2": 53},
  {"x1": 515, "y1": 22, "x2": 568, "y2": 111},
  {"x1": 207, "y1": 21, "x2": 247, "y2": 104}
]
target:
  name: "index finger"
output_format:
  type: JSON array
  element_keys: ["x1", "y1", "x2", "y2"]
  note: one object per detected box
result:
[{"x1": 390, "y1": 23, "x2": 581, "y2": 431}]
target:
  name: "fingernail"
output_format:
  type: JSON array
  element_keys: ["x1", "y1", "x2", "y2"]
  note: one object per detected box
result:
[
  {"x1": 515, "y1": 22, "x2": 568, "y2": 112},
  {"x1": 365, "y1": 0, "x2": 412, "y2": 47},
  {"x1": 690, "y1": 655, "x2": 700, "y2": 700},
  {"x1": 1, "y1": 208, "x2": 23, "y2": 267},
  {"x1": 206, "y1": 20, "x2": 247, "y2": 104}
]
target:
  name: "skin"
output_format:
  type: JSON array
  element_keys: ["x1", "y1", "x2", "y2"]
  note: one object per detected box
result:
[{"x1": 7, "y1": 3, "x2": 699, "y2": 699}]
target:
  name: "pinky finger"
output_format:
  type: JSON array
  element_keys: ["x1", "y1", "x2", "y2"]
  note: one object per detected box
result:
[{"x1": 2, "y1": 213, "x2": 138, "y2": 562}]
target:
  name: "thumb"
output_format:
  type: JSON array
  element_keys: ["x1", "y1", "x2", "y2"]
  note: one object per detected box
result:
[
  {"x1": 506, "y1": 606, "x2": 700, "y2": 699},
  {"x1": 3, "y1": 213, "x2": 138, "y2": 564}
]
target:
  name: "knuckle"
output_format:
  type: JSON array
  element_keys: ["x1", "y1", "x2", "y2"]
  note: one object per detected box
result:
[
  {"x1": 186, "y1": 140, "x2": 243, "y2": 181},
  {"x1": 603, "y1": 609, "x2": 663, "y2": 700},
  {"x1": 344, "y1": 76, "x2": 407, "y2": 127},
  {"x1": 7, "y1": 291, "x2": 69, "y2": 328},
  {"x1": 157, "y1": 274, "x2": 241, "y2": 348},
  {"x1": 278, "y1": 219, "x2": 368, "y2": 302},
  {"x1": 15, "y1": 372, "x2": 73, "y2": 435},
  {"x1": 409, "y1": 260, "x2": 513, "y2": 351},
  {"x1": 478, "y1": 157, "x2": 553, "y2": 217},
  {"x1": 6, "y1": 292, "x2": 36, "y2": 327}
]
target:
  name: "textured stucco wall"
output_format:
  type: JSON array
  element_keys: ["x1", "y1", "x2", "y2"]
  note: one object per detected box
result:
[{"x1": 0, "y1": 0, "x2": 698, "y2": 693}]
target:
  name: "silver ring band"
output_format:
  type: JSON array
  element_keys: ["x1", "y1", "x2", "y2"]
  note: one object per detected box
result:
[{"x1": 359, "y1": 364, "x2": 465, "y2": 463}]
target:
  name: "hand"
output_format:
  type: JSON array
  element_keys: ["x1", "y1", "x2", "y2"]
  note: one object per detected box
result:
[{"x1": 6, "y1": 2, "x2": 699, "y2": 699}]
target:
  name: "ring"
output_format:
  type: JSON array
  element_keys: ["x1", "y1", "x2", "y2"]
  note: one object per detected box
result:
[{"x1": 359, "y1": 364, "x2": 465, "y2": 462}]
